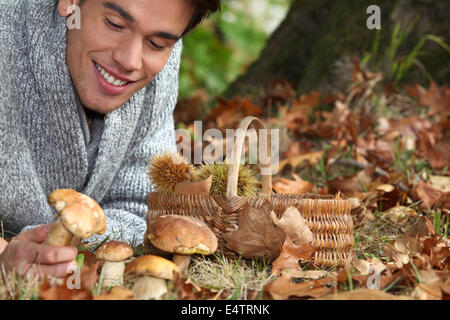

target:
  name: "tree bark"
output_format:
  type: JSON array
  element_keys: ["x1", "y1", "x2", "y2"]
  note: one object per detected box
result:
[{"x1": 225, "y1": 0, "x2": 449, "y2": 97}]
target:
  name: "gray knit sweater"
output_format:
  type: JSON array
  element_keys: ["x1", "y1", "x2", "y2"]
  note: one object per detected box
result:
[{"x1": 0, "y1": 0, "x2": 180, "y2": 244}]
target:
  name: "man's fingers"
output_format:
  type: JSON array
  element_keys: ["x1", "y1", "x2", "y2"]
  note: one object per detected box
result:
[
  {"x1": 31, "y1": 261, "x2": 78, "y2": 278},
  {"x1": 8, "y1": 240, "x2": 77, "y2": 265},
  {"x1": 34, "y1": 245, "x2": 78, "y2": 265},
  {"x1": 15, "y1": 224, "x2": 52, "y2": 243}
]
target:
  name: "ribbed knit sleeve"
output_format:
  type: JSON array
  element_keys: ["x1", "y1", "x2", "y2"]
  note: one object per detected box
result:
[{"x1": 0, "y1": 3, "x2": 55, "y2": 235}]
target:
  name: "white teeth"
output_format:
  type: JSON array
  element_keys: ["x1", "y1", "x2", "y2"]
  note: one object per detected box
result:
[{"x1": 95, "y1": 63, "x2": 128, "y2": 86}]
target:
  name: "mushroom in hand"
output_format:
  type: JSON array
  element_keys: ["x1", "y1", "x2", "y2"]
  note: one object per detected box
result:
[{"x1": 45, "y1": 189, "x2": 106, "y2": 246}]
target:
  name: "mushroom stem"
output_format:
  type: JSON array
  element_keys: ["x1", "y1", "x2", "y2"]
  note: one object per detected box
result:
[
  {"x1": 44, "y1": 218, "x2": 79, "y2": 246},
  {"x1": 101, "y1": 261, "x2": 125, "y2": 287},
  {"x1": 131, "y1": 276, "x2": 167, "y2": 300},
  {"x1": 172, "y1": 254, "x2": 191, "y2": 274}
]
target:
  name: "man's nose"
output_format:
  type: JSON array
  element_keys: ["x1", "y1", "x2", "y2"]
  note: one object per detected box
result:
[{"x1": 112, "y1": 36, "x2": 143, "y2": 72}]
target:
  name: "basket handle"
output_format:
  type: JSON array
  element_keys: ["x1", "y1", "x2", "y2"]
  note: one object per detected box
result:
[{"x1": 226, "y1": 116, "x2": 272, "y2": 197}]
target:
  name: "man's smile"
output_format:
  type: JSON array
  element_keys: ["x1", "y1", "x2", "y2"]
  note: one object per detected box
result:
[{"x1": 92, "y1": 60, "x2": 138, "y2": 95}]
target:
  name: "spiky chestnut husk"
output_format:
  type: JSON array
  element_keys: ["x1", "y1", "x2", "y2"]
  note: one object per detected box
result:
[
  {"x1": 147, "y1": 152, "x2": 194, "y2": 193},
  {"x1": 194, "y1": 163, "x2": 260, "y2": 197}
]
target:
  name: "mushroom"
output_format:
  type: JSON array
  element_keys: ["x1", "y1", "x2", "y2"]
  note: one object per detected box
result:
[
  {"x1": 45, "y1": 189, "x2": 106, "y2": 246},
  {"x1": 124, "y1": 255, "x2": 180, "y2": 300},
  {"x1": 146, "y1": 215, "x2": 218, "y2": 274},
  {"x1": 95, "y1": 240, "x2": 134, "y2": 287}
]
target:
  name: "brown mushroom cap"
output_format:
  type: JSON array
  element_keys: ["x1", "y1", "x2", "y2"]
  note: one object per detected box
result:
[
  {"x1": 147, "y1": 215, "x2": 218, "y2": 255},
  {"x1": 95, "y1": 241, "x2": 134, "y2": 262},
  {"x1": 124, "y1": 255, "x2": 180, "y2": 280},
  {"x1": 47, "y1": 189, "x2": 106, "y2": 239}
]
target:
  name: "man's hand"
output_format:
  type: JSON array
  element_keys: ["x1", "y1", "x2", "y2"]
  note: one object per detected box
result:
[{"x1": 0, "y1": 224, "x2": 78, "y2": 277}]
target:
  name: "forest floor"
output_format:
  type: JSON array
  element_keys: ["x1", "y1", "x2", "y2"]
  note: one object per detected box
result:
[{"x1": 0, "y1": 60, "x2": 449, "y2": 300}]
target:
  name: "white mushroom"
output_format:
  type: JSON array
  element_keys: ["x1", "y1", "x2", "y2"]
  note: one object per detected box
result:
[
  {"x1": 124, "y1": 255, "x2": 180, "y2": 300},
  {"x1": 95, "y1": 241, "x2": 134, "y2": 287}
]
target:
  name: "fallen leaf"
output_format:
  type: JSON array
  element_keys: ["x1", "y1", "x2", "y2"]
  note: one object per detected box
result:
[
  {"x1": 411, "y1": 181, "x2": 449, "y2": 210},
  {"x1": 353, "y1": 258, "x2": 387, "y2": 275},
  {"x1": 173, "y1": 273, "x2": 224, "y2": 300},
  {"x1": 328, "y1": 165, "x2": 377, "y2": 194},
  {"x1": 223, "y1": 202, "x2": 286, "y2": 261},
  {"x1": 405, "y1": 81, "x2": 450, "y2": 116},
  {"x1": 273, "y1": 173, "x2": 314, "y2": 195},
  {"x1": 93, "y1": 287, "x2": 135, "y2": 300},
  {"x1": 271, "y1": 236, "x2": 317, "y2": 276},
  {"x1": 321, "y1": 288, "x2": 410, "y2": 300},
  {"x1": 429, "y1": 175, "x2": 450, "y2": 192},
  {"x1": 383, "y1": 235, "x2": 421, "y2": 268},
  {"x1": 381, "y1": 206, "x2": 417, "y2": 226},
  {"x1": 174, "y1": 175, "x2": 212, "y2": 195},
  {"x1": 264, "y1": 272, "x2": 335, "y2": 300},
  {"x1": 40, "y1": 277, "x2": 93, "y2": 300},
  {"x1": 271, "y1": 207, "x2": 313, "y2": 245},
  {"x1": 277, "y1": 151, "x2": 323, "y2": 172}
]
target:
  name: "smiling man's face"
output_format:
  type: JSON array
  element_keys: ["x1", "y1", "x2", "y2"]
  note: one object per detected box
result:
[{"x1": 58, "y1": 0, "x2": 194, "y2": 114}]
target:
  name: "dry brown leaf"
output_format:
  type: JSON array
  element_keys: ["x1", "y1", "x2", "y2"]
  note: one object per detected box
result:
[
  {"x1": 405, "y1": 82, "x2": 450, "y2": 116},
  {"x1": 353, "y1": 258, "x2": 387, "y2": 275},
  {"x1": 93, "y1": 287, "x2": 135, "y2": 300},
  {"x1": 282, "y1": 141, "x2": 314, "y2": 159},
  {"x1": 429, "y1": 175, "x2": 450, "y2": 193},
  {"x1": 271, "y1": 236, "x2": 317, "y2": 276},
  {"x1": 264, "y1": 272, "x2": 335, "y2": 300},
  {"x1": 277, "y1": 151, "x2": 323, "y2": 172},
  {"x1": 426, "y1": 142, "x2": 450, "y2": 170},
  {"x1": 174, "y1": 175, "x2": 212, "y2": 195},
  {"x1": 321, "y1": 288, "x2": 411, "y2": 300},
  {"x1": 328, "y1": 165, "x2": 377, "y2": 194},
  {"x1": 173, "y1": 273, "x2": 225, "y2": 300},
  {"x1": 408, "y1": 216, "x2": 436, "y2": 238},
  {"x1": 223, "y1": 202, "x2": 286, "y2": 261},
  {"x1": 40, "y1": 277, "x2": 93, "y2": 300},
  {"x1": 411, "y1": 180, "x2": 449, "y2": 210},
  {"x1": 273, "y1": 173, "x2": 314, "y2": 195},
  {"x1": 411, "y1": 282, "x2": 443, "y2": 300},
  {"x1": 383, "y1": 235, "x2": 421, "y2": 268},
  {"x1": 381, "y1": 206, "x2": 417, "y2": 226},
  {"x1": 271, "y1": 207, "x2": 313, "y2": 246},
  {"x1": 282, "y1": 270, "x2": 336, "y2": 280}
]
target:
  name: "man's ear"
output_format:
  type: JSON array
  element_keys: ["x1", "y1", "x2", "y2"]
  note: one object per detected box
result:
[{"x1": 57, "y1": 0, "x2": 81, "y2": 18}]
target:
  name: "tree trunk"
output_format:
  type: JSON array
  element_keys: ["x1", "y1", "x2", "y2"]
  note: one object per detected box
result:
[{"x1": 225, "y1": 0, "x2": 449, "y2": 97}]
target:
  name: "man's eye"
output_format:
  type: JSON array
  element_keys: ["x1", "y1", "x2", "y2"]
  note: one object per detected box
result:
[
  {"x1": 149, "y1": 40, "x2": 164, "y2": 51},
  {"x1": 104, "y1": 18, "x2": 124, "y2": 30}
]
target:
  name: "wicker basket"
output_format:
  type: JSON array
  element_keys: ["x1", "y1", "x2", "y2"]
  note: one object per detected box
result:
[{"x1": 147, "y1": 116, "x2": 354, "y2": 266}]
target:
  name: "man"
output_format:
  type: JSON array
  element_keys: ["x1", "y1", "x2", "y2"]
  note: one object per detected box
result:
[{"x1": 0, "y1": 0, "x2": 221, "y2": 277}]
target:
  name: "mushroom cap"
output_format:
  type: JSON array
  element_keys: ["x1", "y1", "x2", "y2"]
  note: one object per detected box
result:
[
  {"x1": 47, "y1": 189, "x2": 106, "y2": 239},
  {"x1": 147, "y1": 215, "x2": 218, "y2": 255},
  {"x1": 95, "y1": 241, "x2": 134, "y2": 262},
  {"x1": 124, "y1": 255, "x2": 180, "y2": 280}
]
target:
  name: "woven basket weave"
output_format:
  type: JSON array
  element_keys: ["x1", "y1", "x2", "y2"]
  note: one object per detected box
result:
[{"x1": 147, "y1": 116, "x2": 354, "y2": 266}]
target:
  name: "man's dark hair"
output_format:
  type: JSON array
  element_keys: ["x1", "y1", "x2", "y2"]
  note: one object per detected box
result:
[
  {"x1": 77, "y1": 0, "x2": 221, "y2": 36},
  {"x1": 183, "y1": 0, "x2": 221, "y2": 36}
]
